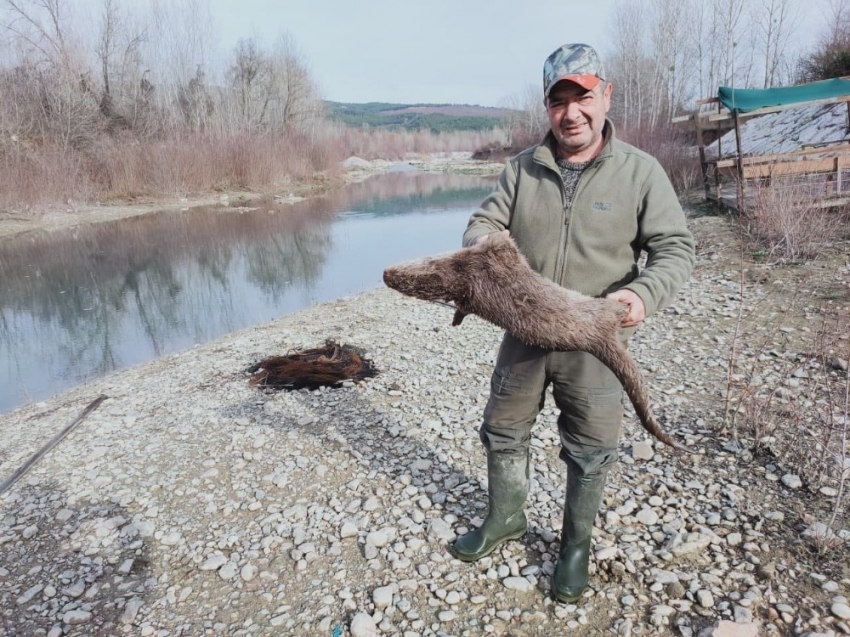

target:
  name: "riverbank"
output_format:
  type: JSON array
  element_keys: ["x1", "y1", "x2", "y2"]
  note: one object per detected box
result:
[
  {"x1": 1, "y1": 213, "x2": 848, "y2": 637},
  {"x1": 0, "y1": 153, "x2": 505, "y2": 243}
]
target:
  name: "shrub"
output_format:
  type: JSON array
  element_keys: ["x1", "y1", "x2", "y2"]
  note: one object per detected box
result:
[{"x1": 617, "y1": 121, "x2": 701, "y2": 194}]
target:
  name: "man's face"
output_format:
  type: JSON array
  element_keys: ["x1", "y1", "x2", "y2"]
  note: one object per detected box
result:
[{"x1": 545, "y1": 80, "x2": 612, "y2": 161}]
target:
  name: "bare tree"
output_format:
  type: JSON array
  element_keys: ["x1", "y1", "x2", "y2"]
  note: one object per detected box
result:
[
  {"x1": 648, "y1": 0, "x2": 695, "y2": 126},
  {"x1": 267, "y1": 33, "x2": 322, "y2": 131},
  {"x1": 227, "y1": 36, "x2": 271, "y2": 131},
  {"x1": 715, "y1": 0, "x2": 750, "y2": 86},
  {"x1": 497, "y1": 83, "x2": 547, "y2": 148},
  {"x1": 751, "y1": 0, "x2": 800, "y2": 87},
  {"x1": 608, "y1": 0, "x2": 648, "y2": 126},
  {"x1": 607, "y1": 0, "x2": 696, "y2": 125},
  {"x1": 0, "y1": 0, "x2": 74, "y2": 70},
  {"x1": 141, "y1": 0, "x2": 216, "y2": 129},
  {"x1": 0, "y1": 0, "x2": 101, "y2": 146},
  {"x1": 798, "y1": 0, "x2": 850, "y2": 81},
  {"x1": 93, "y1": 0, "x2": 146, "y2": 128}
]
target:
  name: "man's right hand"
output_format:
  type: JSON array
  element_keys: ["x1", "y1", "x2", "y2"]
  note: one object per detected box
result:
[{"x1": 475, "y1": 229, "x2": 510, "y2": 246}]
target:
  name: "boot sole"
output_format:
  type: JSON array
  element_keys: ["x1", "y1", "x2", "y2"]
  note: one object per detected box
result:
[
  {"x1": 450, "y1": 528, "x2": 527, "y2": 562},
  {"x1": 553, "y1": 587, "x2": 585, "y2": 603}
]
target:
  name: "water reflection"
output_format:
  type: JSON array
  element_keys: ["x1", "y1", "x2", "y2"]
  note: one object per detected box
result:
[{"x1": 0, "y1": 172, "x2": 496, "y2": 413}]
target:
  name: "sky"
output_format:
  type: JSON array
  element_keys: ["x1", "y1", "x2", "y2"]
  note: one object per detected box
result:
[
  {"x1": 60, "y1": 0, "x2": 827, "y2": 108},
  {"x1": 209, "y1": 0, "x2": 616, "y2": 107},
  {"x1": 204, "y1": 0, "x2": 825, "y2": 108}
]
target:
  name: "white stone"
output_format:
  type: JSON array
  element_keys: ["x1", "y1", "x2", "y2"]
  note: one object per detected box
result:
[
  {"x1": 199, "y1": 554, "x2": 228, "y2": 570},
  {"x1": 636, "y1": 508, "x2": 659, "y2": 526},
  {"x1": 700, "y1": 620, "x2": 761, "y2": 636},
  {"x1": 340, "y1": 520, "x2": 358, "y2": 539},
  {"x1": 349, "y1": 612, "x2": 378, "y2": 637},
  {"x1": 240, "y1": 564, "x2": 256, "y2": 582},
  {"x1": 121, "y1": 597, "x2": 144, "y2": 624},
  {"x1": 428, "y1": 518, "x2": 455, "y2": 541},
  {"x1": 832, "y1": 603, "x2": 850, "y2": 620},
  {"x1": 218, "y1": 562, "x2": 237, "y2": 580},
  {"x1": 802, "y1": 522, "x2": 837, "y2": 541},
  {"x1": 781, "y1": 474, "x2": 802, "y2": 489},
  {"x1": 631, "y1": 441, "x2": 655, "y2": 460},
  {"x1": 671, "y1": 534, "x2": 711, "y2": 556},
  {"x1": 16, "y1": 584, "x2": 43, "y2": 605},
  {"x1": 62, "y1": 610, "x2": 92, "y2": 625},
  {"x1": 595, "y1": 546, "x2": 618, "y2": 560},
  {"x1": 366, "y1": 530, "x2": 389, "y2": 547},
  {"x1": 503, "y1": 577, "x2": 533, "y2": 592},
  {"x1": 372, "y1": 585, "x2": 394, "y2": 609}
]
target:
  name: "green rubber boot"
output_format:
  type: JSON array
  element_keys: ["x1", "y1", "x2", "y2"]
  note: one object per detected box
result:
[
  {"x1": 452, "y1": 451, "x2": 528, "y2": 562},
  {"x1": 552, "y1": 459, "x2": 608, "y2": 603}
]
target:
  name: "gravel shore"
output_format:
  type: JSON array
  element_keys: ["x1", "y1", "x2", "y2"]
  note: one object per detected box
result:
[{"x1": 1, "y1": 215, "x2": 848, "y2": 637}]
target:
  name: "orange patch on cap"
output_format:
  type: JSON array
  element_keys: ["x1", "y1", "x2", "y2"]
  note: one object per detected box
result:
[{"x1": 550, "y1": 74, "x2": 601, "y2": 93}]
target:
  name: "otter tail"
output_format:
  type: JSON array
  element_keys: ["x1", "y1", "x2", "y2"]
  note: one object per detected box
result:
[{"x1": 591, "y1": 339, "x2": 692, "y2": 453}]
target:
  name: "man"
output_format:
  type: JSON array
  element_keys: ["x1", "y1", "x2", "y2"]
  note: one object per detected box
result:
[{"x1": 453, "y1": 43, "x2": 695, "y2": 603}]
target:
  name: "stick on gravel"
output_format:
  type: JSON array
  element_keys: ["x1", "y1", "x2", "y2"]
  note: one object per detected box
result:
[{"x1": 0, "y1": 394, "x2": 108, "y2": 496}]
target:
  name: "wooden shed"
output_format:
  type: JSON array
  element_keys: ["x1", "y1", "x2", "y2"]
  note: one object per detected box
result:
[{"x1": 674, "y1": 78, "x2": 850, "y2": 211}]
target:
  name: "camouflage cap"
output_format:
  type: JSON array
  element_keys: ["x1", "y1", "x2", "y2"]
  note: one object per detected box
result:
[{"x1": 543, "y1": 43, "x2": 605, "y2": 96}]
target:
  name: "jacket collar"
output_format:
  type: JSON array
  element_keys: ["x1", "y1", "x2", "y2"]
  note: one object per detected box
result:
[{"x1": 533, "y1": 118, "x2": 616, "y2": 170}]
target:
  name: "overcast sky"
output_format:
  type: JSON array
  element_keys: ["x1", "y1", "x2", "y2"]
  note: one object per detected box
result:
[
  {"x1": 204, "y1": 0, "x2": 826, "y2": 107},
  {"x1": 208, "y1": 0, "x2": 616, "y2": 106},
  {"x1": 59, "y1": 0, "x2": 827, "y2": 108}
]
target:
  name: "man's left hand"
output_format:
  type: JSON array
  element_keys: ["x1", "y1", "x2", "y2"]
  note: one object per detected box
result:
[{"x1": 606, "y1": 289, "x2": 646, "y2": 327}]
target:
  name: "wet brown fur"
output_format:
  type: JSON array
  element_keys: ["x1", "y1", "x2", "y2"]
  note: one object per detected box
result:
[
  {"x1": 248, "y1": 340, "x2": 377, "y2": 390},
  {"x1": 383, "y1": 233, "x2": 689, "y2": 452}
]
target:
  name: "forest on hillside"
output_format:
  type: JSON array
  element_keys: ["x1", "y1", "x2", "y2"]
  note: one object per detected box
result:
[{"x1": 324, "y1": 102, "x2": 512, "y2": 133}]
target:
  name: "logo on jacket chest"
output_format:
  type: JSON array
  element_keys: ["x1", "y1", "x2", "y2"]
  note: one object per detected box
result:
[{"x1": 591, "y1": 201, "x2": 613, "y2": 212}]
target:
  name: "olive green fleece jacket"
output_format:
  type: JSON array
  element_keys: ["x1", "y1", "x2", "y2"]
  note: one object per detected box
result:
[{"x1": 463, "y1": 121, "x2": 695, "y2": 319}]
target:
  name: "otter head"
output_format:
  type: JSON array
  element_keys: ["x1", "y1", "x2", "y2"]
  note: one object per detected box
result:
[
  {"x1": 383, "y1": 254, "x2": 458, "y2": 303},
  {"x1": 384, "y1": 233, "x2": 525, "y2": 306}
]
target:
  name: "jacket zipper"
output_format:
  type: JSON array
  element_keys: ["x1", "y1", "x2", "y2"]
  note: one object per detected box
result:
[
  {"x1": 555, "y1": 162, "x2": 602, "y2": 286},
  {"x1": 551, "y1": 169, "x2": 568, "y2": 286}
]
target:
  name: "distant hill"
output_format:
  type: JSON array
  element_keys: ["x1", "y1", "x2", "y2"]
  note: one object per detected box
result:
[{"x1": 324, "y1": 101, "x2": 515, "y2": 133}]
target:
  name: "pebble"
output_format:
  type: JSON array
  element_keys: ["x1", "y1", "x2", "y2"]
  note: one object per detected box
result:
[
  {"x1": 503, "y1": 576, "x2": 534, "y2": 592},
  {"x1": 350, "y1": 612, "x2": 378, "y2": 637},
  {"x1": 373, "y1": 585, "x2": 394, "y2": 609},
  {"x1": 62, "y1": 610, "x2": 92, "y2": 625},
  {"x1": 781, "y1": 474, "x2": 802, "y2": 489},
  {"x1": 832, "y1": 603, "x2": 850, "y2": 620},
  {"x1": 0, "y1": 215, "x2": 848, "y2": 637},
  {"x1": 636, "y1": 508, "x2": 659, "y2": 526}
]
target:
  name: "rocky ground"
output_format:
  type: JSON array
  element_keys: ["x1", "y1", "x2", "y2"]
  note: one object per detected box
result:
[{"x1": 0, "y1": 205, "x2": 849, "y2": 637}]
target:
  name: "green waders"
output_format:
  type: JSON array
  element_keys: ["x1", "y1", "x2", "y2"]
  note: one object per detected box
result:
[
  {"x1": 552, "y1": 454, "x2": 611, "y2": 603},
  {"x1": 451, "y1": 449, "x2": 529, "y2": 561},
  {"x1": 454, "y1": 333, "x2": 623, "y2": 601}
]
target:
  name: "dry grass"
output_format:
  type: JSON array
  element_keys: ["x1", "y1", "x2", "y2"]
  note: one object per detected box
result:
[
  {"x1": 724, "y1": 204, "x2": 850, "y2": 536},
  {"x1": 0, "y1": 124, "x2": 505, "y2": 210},
  {"x1": 742, "y1": 179, "x2": 850, "y2": 263},
  {"x1": 0, "y1": 131, "x2": 329, "y2": 208},
  {"x1": 331, "y1": 126, "x2": 505, "y2": 161}
]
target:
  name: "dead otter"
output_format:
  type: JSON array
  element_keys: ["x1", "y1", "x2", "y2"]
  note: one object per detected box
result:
[{"x1": 383, "y1": 233, "x2": 690, "y2": 452}]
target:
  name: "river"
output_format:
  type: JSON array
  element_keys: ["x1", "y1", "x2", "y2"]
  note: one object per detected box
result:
[{"x1": 0, "y1": 170, "x2": 497, "y2": 413}]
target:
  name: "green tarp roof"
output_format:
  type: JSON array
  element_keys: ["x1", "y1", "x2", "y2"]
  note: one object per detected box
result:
[{"x1": 718, "y1": 78, "x2": 850, "y2": 114}]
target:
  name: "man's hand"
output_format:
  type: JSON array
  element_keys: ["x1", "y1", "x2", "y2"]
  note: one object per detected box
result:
[
  {"x1": 474, "y1": 229, "x2": 510, "y2": 245},
  {"x1": 606, "y1": 289, "x2": 646, "y2": 327}
]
